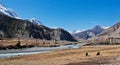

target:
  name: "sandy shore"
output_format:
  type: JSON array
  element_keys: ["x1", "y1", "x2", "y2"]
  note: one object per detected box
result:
[{"x1": 0, "y1": 45, "x2": 120, "y2": 65}]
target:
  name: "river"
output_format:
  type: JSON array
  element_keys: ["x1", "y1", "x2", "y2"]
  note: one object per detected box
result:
[{"x1": 0, "y1": 43, "x2": 85, "y2": 59}]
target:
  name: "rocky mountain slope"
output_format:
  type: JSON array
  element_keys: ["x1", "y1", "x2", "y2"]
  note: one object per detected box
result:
[
  {"x1": 0, "y1": 14, "x2": 76, "y2": 41},
  {"x1": 98, "y1": 22, "x2": 120, "y2": 37},
  {"x1": 0, "y1": 2, "x2": 76, "y2": 42},
  {"x1": 0, "y1": 2, "x2": 20, "y2": 19},
  {"x1": 86, "y1": 22, "x2": 120, "y2": 45},
  {"x1": 0, "y1": 2, "x2": 43, "y2": 26},
  {"x1": 72, "y1": 25, "x2": 104, "y2": 40}
]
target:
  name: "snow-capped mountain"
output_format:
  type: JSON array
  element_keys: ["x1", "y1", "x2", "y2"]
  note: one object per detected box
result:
[
  {"x1": 29, "y1": 18, "x2": 43, "y2": 25},
  {"x1": 0, "y1": 2, "x2": 43, "y2": 25},
  {"x1": 0, "y1": 2, "x2": 76, "y2": 41},
  {"x1": 0, "y1": 2, "x2": 20, "y2": 19},
  {"x1": 71, "y1": 26, "x2": 109, "y2": 34},
  {"x1": 72, "y1": 25, "x2": 104, "y2": 40}
]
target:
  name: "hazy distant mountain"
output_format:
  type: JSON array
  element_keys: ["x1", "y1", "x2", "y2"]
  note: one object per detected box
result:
[
  {"x1": 72, "y1": 25, "x2": 104, "y2": 40},
  {"x1": 0, "y1": 2, "x2": 76, "y2": 42},
  {"x1": 86, "y1": 22, "x2": 120, "y2": 45}
]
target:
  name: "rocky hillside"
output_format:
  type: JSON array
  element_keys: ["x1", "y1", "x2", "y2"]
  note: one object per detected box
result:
[
  {"x1": 98, "y1": 22, "x2": 120, "y2": 37},
  {"x1": 0, "y1": 14, "x2": 76, "y2": 42},
  {"x1": 0, "y1": 2, "x2": 76, "y2": 42},
  {"x1": 86, "y1": 22, "x2": 120, "y2": 45},
  {"x1": 72, "y1": 25, "x2": 104, "y2": 40}
]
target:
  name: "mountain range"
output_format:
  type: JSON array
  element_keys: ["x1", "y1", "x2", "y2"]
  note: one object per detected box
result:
[
  {"x1": 72, "y1": 22, "x2": 120, "y2": 45},
  {"x1": 0, "y1": 2, "x2": 76, "y2": 42},
  {"x1": 1, "y1": 2, "x2": 120, "y2": 43},
  {"x1": 72, "y1": 25, "x2": 104, "y2": 40}
]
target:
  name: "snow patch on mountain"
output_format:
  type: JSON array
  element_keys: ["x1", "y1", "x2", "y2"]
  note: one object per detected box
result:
[
  {"x1": 71, "y1": 30, "x2": 84, "y2": 34},
  {"x1": 0, "y1": 2, "x2": 44, "y2": 25},
  {"x1": 0, "y1": 2, "x2": 21, "y2": 19},
  {"x1": 102, "y1": 26, "x2": 109, "y2": 29},
  {"x1": 29, "y1": 18, "x2": 43, "y2": 25}
]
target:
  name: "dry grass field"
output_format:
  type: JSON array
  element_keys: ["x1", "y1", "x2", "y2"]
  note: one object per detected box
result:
[
  {"x1": 0, "y1": 45, "x2": 120, "y2": 65},
  {"x1": 0, "y1": 38, "x2": 76, "y2": 48}
]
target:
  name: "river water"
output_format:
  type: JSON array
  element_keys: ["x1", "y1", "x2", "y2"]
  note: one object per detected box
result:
[{"x1": 0, "y1": 43, "x2": 85, "y2": 59}]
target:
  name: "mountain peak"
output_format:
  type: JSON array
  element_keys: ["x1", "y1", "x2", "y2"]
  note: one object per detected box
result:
[
  {"x1": 72, "y1": 25, "x2": 104, "y2": 40},
  {"x1": 0, "y1": 2, "x2": 21, "y2": 19},
  {"x1": 92, "y1": 25, "x2": 102, "y2": 29},
  {"x1": 91, "y1": 25, "x2": 103, "y2": 31},
  {"x1": 0, "y1": 2, "x2": 44, "y2": 25}
]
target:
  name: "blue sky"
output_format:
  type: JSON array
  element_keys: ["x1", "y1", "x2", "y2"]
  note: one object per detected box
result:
[{"x1": 1, "y1": 0, "x2": 120, "y2": 31}]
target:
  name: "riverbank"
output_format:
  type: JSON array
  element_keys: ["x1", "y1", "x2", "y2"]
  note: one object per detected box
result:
[
  {"x1": 0, "y1": 38, "x2": 78, "y2": 50},
  {"x1": 0, "y1": 45, "x2": 120, "y2": 65},
  {"x1": 0, "y1": 43, "x2": 84, "y2": 59}
]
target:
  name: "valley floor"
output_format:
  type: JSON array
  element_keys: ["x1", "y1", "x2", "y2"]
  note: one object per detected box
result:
[
  {"x1": 0, "y1": 45, "x2": 120, "y2": 65},
  {"x1": 0, "y1": 38, "x2": 77, "y2": 50}
]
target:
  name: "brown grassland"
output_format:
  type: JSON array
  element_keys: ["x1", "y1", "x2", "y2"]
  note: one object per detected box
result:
[
  {"x1": 0, "y1": 45, "x2": 120, "y2": 65},
  {"x1": 0, "y1": 38, "x2": 76, "y2": 48}
]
